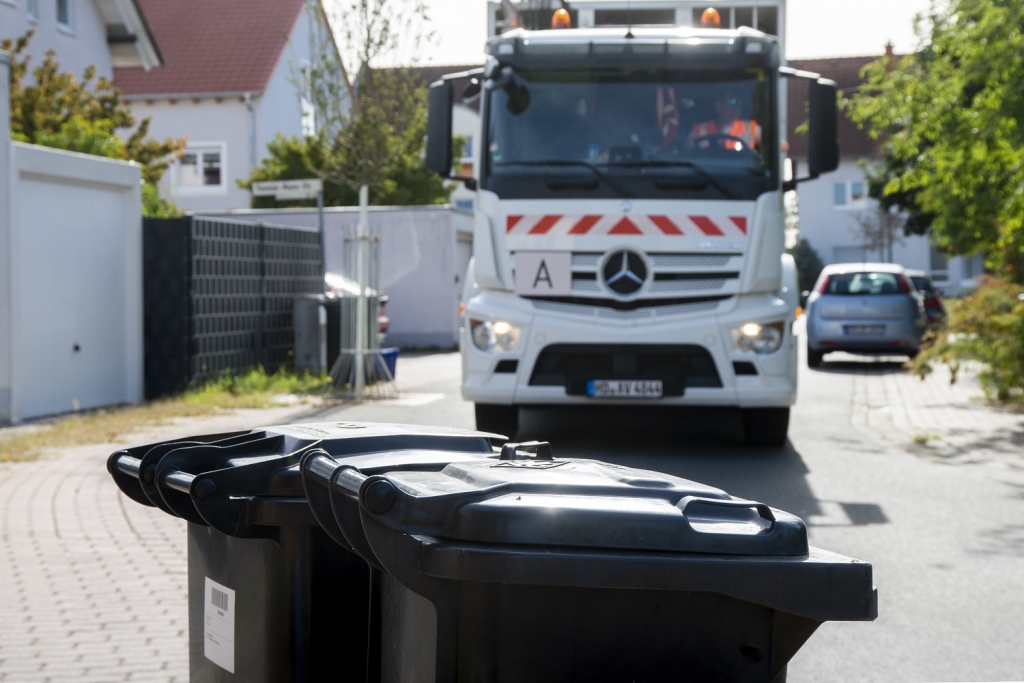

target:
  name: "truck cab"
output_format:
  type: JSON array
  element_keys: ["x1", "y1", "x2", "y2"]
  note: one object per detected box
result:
[{"x1": 426, "y1": 17, "x2": 839, "y2": 446}]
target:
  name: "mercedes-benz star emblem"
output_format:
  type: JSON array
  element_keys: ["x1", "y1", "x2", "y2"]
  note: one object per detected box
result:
[{"x1": 602, "y1": 250, "x2": 648, "y2": 297}]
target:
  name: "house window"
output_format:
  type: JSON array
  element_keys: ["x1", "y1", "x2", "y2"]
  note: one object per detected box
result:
[
  {"x1": 176, "y1": 145, "x2": 226, "y2": 193},
  {"x1": 691, "y1": 5, "x2": 778, "y2": 35},
  {"x1": 596, "y1": 9, "x2": 674, "y2": 25},
  {"x1": 833, "y1": 180, "x2": 868, "y2": 209},
  {"x1": 27, "y1": 0, "x2": 40, "y2": 21},
  {"x1": 929, "y1": 245, "x2": 949, "y2": 282},
  {"x1": 833, "y1": 182, "x2": 847, "y2": 206},
  {"x1": 56, "y1": 0, "x2": 73, "y2": 30}
]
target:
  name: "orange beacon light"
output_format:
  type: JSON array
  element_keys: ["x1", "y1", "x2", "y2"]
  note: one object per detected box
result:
[
  {"x1": 551, "y1": 8, "x2": 572, "y2": 29},
  {"x1": 700, "y1": 7, "x2": 722, "y2": 28}
]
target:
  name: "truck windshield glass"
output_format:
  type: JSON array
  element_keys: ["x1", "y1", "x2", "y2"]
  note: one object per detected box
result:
[{"x1": 483, "y1": 69, "x2": 776, "y2": 200}]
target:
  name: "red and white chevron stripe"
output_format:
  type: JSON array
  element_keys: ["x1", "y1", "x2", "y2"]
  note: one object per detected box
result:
[{"x1": 505, "y1": 214, "x2": 748, "y2": 237}]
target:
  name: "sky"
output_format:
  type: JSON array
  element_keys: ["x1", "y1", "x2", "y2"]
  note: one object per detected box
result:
[{"x1": 411, "y1": 0, "x2": 934, "y2": 66}]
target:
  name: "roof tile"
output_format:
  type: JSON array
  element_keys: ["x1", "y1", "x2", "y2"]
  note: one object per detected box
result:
[{"x1": 114, "y1": 0, "x2": 305, "y2": 96}]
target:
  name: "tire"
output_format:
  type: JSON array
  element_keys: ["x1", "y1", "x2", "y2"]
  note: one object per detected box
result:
[
  {"x1": 807, "y1": 345, "x2": 824, "y2": 368},
  {"x1": 743, "y1": 407, "x2": 790, "y2": 448},
  {"x1": 474, "y1": 403, "x2": 519, "y2": 439}
]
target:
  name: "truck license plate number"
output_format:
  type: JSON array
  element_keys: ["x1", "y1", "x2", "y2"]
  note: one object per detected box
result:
[{"x1": 587, "y1": 380, "x2": 663, "y2": 399}]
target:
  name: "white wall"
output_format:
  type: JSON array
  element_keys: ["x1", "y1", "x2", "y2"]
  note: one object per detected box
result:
[
  {"x1": 0, "y1": 141, "x2": 143, "y2": 423},
  {"x1": 259, "y1": 9, "x2": 310, "y2": 151},
  {"x1": 135, "y1": 97, "x2": 255, "y2": 212},
  {"x1": 0, "y1": 52, "x2": 13, "y2": 421},
  {"x1": 198, "y1": 206, "x2": 473, "y2": 349},
  {"x1": 0, "y1": 0, "x2": 113, "y2": 80},
  {"x1": 795, "y1": 158, "x2": 976, "y2": 295}
]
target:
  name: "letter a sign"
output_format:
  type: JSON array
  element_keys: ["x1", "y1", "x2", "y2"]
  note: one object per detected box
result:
[{"x1": 514, "y1": 252, "x2": 572, "y2": 296}]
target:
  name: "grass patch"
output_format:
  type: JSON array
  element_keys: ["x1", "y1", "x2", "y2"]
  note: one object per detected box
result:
[{"x1": 0, "y1": 367, "x2": 331, "y2": 463}]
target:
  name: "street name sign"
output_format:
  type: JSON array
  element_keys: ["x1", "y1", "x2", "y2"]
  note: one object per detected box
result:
[{"x1": 251, "y1": 178, "x2": 322, "y2": 199}]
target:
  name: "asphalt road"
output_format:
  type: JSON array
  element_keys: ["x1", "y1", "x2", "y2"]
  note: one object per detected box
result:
[{"x1": 306, "y1": 349, "x2": 1024, "y2": 683}]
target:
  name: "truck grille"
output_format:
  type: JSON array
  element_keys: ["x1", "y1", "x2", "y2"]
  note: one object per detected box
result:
[
  {"x1": 514, "y1": 251, "x2": 742, "y2": 307},
  {"x1": 528, "y1": 344, "x2": 723, "y2": 395}
]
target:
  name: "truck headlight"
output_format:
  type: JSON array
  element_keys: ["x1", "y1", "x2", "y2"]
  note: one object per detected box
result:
[
  {"x1": 731, "y1": 321, "x2": 785, "y2": 354},
  {"x1": 470, "y1": 319, "x2": 520, "y2": 352}
]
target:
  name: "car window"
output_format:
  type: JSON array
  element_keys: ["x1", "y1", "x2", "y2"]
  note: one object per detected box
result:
[
  {"x1": 824, "y1": 272, "x2": 902, "y2": 296},
  {"x1": 910, "y1": 276, "x2": 932, "y2": 293}
]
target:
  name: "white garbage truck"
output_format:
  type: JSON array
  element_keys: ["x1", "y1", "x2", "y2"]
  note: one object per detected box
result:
[{"x1": 425, "y1": 14, "x2": 839, "y2": 445}]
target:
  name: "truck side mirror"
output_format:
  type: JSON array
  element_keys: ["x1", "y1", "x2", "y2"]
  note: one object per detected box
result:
[
  {"x1": 809, "y1": 78, "x2": 839, "y2": 177},
  {"x1": 426, "y1": 80, "x2": 453, "y2": 176}
]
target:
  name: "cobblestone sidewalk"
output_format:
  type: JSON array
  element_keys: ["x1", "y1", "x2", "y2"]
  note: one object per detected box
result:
[
  {"x1": 848, "y1": 356, "x2": 1024, "y2": 469},
  {"x1": 0, "y1": 406, "x2": 307, "y2": 682}
]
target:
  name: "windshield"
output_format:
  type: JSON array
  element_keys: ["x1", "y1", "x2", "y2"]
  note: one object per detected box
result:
[
  {"x1": 483, "y1": 68, "x2": 776, "y2": 200},
  {"x1": 824, "y1": 272, "x2": 905, "y2": 296}
]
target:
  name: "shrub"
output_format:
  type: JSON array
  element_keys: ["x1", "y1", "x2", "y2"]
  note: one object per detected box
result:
[{"x1": 909, "y1": 276, "x2": 1024, "y2": 401}]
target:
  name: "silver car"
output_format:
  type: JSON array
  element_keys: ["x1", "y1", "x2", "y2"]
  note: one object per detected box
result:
[{"x1": 805, "y1": 263, "x2": 927, "y2": 367}]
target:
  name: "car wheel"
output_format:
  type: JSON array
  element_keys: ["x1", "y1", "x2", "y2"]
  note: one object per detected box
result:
[
  {"x1": 474, "y1": 403, "x2": 519, "y2": 439},
  {"x1": 807, "y1": 346, "x2": 824, "y2": 368},
  {"x1": 743, "y1": 407, "x2": 790, "y2": 448}
]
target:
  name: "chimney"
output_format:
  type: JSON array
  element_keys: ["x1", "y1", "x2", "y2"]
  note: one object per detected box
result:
[{"x1": 884, "y1": 41, "x2": 895, "y2": 71}]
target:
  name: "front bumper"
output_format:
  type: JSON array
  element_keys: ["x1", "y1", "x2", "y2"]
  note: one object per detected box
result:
[{"x1": 461, "y1": 291, "x2": 798, "y2": 408}]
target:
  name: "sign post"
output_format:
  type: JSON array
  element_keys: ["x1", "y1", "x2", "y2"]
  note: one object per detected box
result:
[
  {"x1": 353, "y1": 185, "x2": 369, "y2": 401},
  {"x1": 251, "y1": 178, "x2": 326, "y2": 293}
]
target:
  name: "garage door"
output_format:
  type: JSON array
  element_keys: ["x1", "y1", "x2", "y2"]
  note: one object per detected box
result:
[{"x1": 16, "y1": 177, "x2": 129, "y2": 419}]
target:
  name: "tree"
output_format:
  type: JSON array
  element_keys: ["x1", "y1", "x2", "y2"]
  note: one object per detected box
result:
[
  {"x1": 846, "y1": 0, "x2": 1024, "y2": 281},
  {"x1": 787, "y1": 239, "x2": 825, "y2": 293},
  {"x1": 4, "y1": 30, "x2": 186, "y2": 215},
  {"x1": 239, "y1": 1, "x2": 459, "y2": 207},
  {"x1": 852, "y1": 204, "x2": 906, "y2": 263}
]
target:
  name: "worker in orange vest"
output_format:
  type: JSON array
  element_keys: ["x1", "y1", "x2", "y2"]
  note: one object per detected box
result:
[{"x1": 688, "y1": 92, "x2": 761, "y2": 152}]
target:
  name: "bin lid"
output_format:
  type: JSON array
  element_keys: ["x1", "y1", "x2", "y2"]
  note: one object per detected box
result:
[{"x1": 357, "y1": 442, "x2": 808, "y2": 556}]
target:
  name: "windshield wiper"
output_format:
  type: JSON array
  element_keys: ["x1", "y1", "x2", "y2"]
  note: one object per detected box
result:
[
  {"x1": 494, "y1": 160, "x2": 633, "y2": 198},
  {"x1": 606, "y1": 160, "x2": 738, "y2": 200}
]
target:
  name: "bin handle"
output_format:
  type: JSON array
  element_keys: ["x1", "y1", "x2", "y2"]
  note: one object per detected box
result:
[
  {"x1": 113, "y1": 453, "x2": 142, "y2": 478},
  {"x1": 333, "y1": 467, "x2": 369, "y2": 495},
  {"x1": 304, "y1": 450, "x2": 339, "y2": 486},
  {"x1": 160, "y1": 469, "x2": 196, "y2": 495},
  {"x1": 679, "y1": 496, "x2": 775, "y2": 525},
  {"x1": 499, "y1": 441, "x2": 553, "y2": 461}
]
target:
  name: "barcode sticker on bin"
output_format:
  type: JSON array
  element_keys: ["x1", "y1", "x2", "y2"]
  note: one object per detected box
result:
[{"x1": 204, "y1": 578, "x2": 235, "y2": 673}]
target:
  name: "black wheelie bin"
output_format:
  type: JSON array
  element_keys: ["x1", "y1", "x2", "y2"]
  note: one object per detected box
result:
[
  {"x1": 106, "y1": 422, "x2": 499, "y2": 683},
  {"x1": 317, "y1": 440, "x2": 878, "y2": 683}
]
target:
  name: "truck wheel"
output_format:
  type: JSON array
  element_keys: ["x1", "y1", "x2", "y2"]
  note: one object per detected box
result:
[
  {"x1": 743, "y1": 407, "x2": 790, "y2": 448},
  {"x1": 807, "y1": 346, "x2": 824, "y2": 368},
  {"x1": 474, "y1": 403, "x2": 519, "y2": 439}
]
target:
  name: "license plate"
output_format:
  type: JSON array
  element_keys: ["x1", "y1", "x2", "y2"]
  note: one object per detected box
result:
[
  {"x1": 587, "y1": 380, "x2": 663, "y2": 398},
  {"x1": 843, "y1": 324, "x2": 885, "y2": 336}
]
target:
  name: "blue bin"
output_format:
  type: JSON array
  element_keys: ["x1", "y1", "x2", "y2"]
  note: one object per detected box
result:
[{"x1": 380, "y1": 347, "x2": 399, "y2": 380}]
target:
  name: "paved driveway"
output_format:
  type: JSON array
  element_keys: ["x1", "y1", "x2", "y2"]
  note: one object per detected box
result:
[{"x1": 1, "y1": 350, "x2": 1022, "y2": 682}]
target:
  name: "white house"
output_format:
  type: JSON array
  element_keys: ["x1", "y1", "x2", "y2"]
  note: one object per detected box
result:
[
  {"x1": 0, "y1": 0, "x2": 160, "y2": 76},
  {"x1": 113, "y1": 0, "x2": 338, "y2": 212},
  {"x1": 787, "y1": 53, "x2": 983, "y2": 295}
]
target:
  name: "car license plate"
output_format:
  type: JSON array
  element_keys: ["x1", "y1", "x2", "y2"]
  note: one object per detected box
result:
[
  {"x1": 843, "y1": 324, "x2": 886, "y2": 336},
  {"x1": 587, "y1": 380, "x2": 663, "y2": 399}
]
